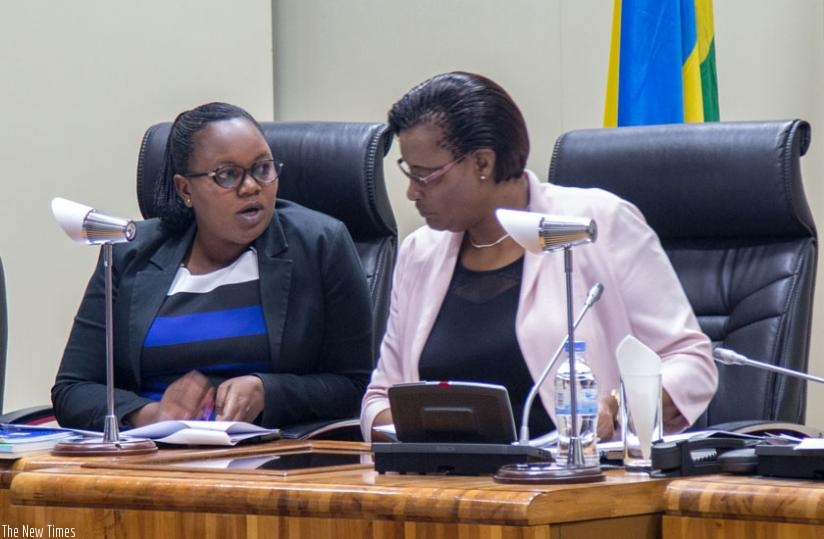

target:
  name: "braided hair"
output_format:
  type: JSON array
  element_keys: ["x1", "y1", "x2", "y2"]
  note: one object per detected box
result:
[{"x1": 154, "y1": 102, "x2": 264, "y2": 234}]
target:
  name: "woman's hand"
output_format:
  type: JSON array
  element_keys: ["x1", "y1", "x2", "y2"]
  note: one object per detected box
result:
[
  {"x1": 661, "y1": 389, "x2": 681, "y2": 429},
  {"x1": 370, "y1": 408, "x2": 395, "y2": 442},
  {"x1": 215, "y1": 375, "x2": 265, "y2": 422},
  {"x1": 595, "y1": 388, "x2": 681, "y2": 441},
  {"x1": 597, "y1": 391, "x2": 620, "y2": 442},
  {"x1": 127, "y1": 370, "x2": 215, "y2": 427}
]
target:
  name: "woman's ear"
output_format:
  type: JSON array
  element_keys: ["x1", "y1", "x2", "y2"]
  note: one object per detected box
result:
[
  {"x1": 174, "y1": 174, "x2": 193, "y2": 207},
  {"x1": 473, "y1": 149, "x2": 496, "y2": 181}
]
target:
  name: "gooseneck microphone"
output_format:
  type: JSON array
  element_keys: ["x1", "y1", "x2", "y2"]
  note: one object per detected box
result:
[
  {"x1": 496, "y1": 208, "x2": 602, "y2": 478},
  {"x1": 518, "y1": 282, "x2": 605, "y2": 445},
  {"x1": 713, "y1": 347, "x2": 824, "y2": 385}
]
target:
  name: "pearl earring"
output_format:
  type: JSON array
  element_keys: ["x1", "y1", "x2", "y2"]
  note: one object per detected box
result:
[{"x1": 480, "y1": 175, "x2": 486, "y2": 181}]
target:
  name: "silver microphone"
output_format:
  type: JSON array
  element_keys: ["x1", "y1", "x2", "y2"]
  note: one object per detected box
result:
[
  {"x1": 518, "y1": 282, "x2": 605, "y2": 445},
  {"x1": 50, "y1": 198, "x2": 154, "y2": 454},
  {"x1": 537, "y1": 215, "x2": 598, "y2": 252},
  {"x1": 496, "y1": 209, "x2": 597, "y2": 254},
  {"x1": 52, "y1": 198, "x2": 136, "y2": 245},
  {"x1": 713, "y1": 347, "x2": 824, "y2": 384}
]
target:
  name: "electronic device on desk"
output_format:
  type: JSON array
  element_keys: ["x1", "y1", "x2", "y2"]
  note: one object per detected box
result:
[
  {"x1": 372, "y1": 381, "x2": 553, "y2": 475},
  {"x1": 650, "y1": 431, "x2": 761, "y2": 477},
  {"x1": 704, "y1": 348, "x2": 824, "y2": 478},
  {"x1": 741, "y1": 422, "x2": 824, "y2": 479},
  {"x1": 650, "y1": 422, "x2": 823, "y2": 477},
  {"x1": 710, "y1": 420, "x2": 824, "y2": 439},
  {"x1": 715, "y1": 422, "x2": 824, "y2": 476},
  {"x1": 756, "y1": 443, "x2": 824, "y2": 479}
]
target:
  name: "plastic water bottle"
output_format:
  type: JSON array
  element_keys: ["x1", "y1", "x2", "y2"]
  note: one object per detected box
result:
[{"x1": 554, "y1": 340, "x2": 599, "y2": 465}]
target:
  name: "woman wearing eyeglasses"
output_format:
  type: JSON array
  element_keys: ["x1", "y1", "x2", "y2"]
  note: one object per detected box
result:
[
  {"x1": 53, "y1": 102, "x2": 373, "y2": 431},
  {"x1": 361, "y1": 72, "x2": 717, "y2": 442}
]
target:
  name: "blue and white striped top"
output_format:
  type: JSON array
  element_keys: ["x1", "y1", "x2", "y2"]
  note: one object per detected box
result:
[{"x1": 141, "y1": 248, "x2": 270, "y2": 405}]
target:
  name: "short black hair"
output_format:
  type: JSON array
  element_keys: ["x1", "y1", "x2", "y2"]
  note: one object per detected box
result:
[
  {"x1": 154, "y1": 102, "x2": 264, "y2": 234},
  {"x1": 387, "y1": 71, "x2": 529, "y2": 183}
]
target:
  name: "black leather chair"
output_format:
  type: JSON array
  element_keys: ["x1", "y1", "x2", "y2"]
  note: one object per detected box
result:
[
  {"x1": 0, "y1": 257, "x2": 7, "y2": 414},
  {"x1": 548, "y1": 119, "x2": 817, "y2": 428},
  {"x1": 0, "y1": 256, "x2": 57, "y2": 424},
  {"x1": 137, "y1": 121, "x2": 398, "y2": 364},
  {"x1": 136, "y1": 121, "x2": 397, "y2": 440}
]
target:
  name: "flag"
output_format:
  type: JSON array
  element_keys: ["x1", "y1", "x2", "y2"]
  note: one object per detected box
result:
[{"x1": 604, "y1": 0, "x2": 719, "y2": 127}]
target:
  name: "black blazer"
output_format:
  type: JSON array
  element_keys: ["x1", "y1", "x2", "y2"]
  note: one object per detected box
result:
[{"x1": 52, "y1": 200, "x2": 374, "y2": 431}]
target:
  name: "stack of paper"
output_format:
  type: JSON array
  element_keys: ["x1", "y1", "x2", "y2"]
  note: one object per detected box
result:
[{"x1": 122, "y1": 420, "x2": 280, "y2": 446}]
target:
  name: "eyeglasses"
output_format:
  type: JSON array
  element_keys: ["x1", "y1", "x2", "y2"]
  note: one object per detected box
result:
[
  {"x1": 183, "y1": 159, "x2": 283, "y2": 190},
  {"x1": 396, "y1": 155, "x2": 464, "y2": 186}
]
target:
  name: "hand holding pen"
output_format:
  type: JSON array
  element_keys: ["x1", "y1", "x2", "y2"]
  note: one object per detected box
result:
[{"x1": 125, "y1": 370, "x2": 215, "y2": 426}]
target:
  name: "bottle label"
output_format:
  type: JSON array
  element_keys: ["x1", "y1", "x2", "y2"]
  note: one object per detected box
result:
[{"x1": 555, "y1": 388, "x2": 599, "y2": 415}]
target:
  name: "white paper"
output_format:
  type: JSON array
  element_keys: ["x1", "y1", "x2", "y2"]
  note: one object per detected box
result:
[
  {"x1": 616, "y1": 335, "x2": 662, "y2": 460},
  {"x1": 616, "y1": 335, "x2": 662, "y2": 377},
  {"x1": 122, "y1": 420, "x2": 279, "y2": 446},
  {"x1": 621, "y1": 375, "x2": 660, "y2": 460},
  {"x1": 373, "y1": 423, "x2": 396, "y2": 436},
  {"x1": 172, "y1": 455, "x2": 277, "y2": 469},
  {"x1": 795, "y1": 438, "x2": 824, "y2": 450}
]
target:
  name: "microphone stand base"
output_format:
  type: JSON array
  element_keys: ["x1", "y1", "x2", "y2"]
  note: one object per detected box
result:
[
  {"x1": 493, "y1": 462, "x2": 605, "y2": 484},
  {"x1": 51, "y1": 436, "x2": 157, "y2": 457}
]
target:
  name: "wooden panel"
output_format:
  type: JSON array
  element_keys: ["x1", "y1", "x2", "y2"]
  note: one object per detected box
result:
[
  {"x1": 1, "y1": 496, "x2": 555, "y2": 539},
  {"x1": 663, "y1": 515, "x2": 824, "y2": 539},
  {"x1": 665, "y1": 475, "x2": 824, "y2": 524},
  {"x1": 2, "y1": 501, "x2": 662, "y2": 539},
  {"x1": 2, "y1": 441, "x2": 667, "y2": 539},
  {"x1": 552, "y1": 515, "x2": 660, "y2": 539},
  {"x1": 10, "y1": 466, "x2": 669, "y2": 526}
]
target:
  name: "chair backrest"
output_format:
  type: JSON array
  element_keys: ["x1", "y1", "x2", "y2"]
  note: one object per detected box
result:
[
  {"x1": 548, "y1": 120, "x2": 817, "y2": 427},
  {"x1": 0, "y1": 256, "x2": 57, "y2": 425},
  {"x1": 136, "y1": 121, "x2": 398, "y2": 364},
  {"x1": 0, "y1": 256, "x2": 7, "y2": 414}
]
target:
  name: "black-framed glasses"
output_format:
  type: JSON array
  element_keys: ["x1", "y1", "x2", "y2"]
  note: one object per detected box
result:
[
  {"x1": 396, "y1": 155, "x2": 465, "y2": 186},
  {"x1": 183, "y1": 159, "x2": 283, "y2": 190}
]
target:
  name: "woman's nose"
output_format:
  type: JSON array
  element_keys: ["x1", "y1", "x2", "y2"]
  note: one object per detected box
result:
[
  {"x1": 406, "y1": 180, "x2": 422, "y2": 201},
  {"x1": 237, "y1": 173, "x2": 262, "y2": 195}
]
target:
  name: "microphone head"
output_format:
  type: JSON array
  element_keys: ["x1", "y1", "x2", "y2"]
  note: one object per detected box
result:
[
  {"x1": 585, "y1": 282, "x2": 605, "y2": 306},
  {"x1": 52, "y1": 197, "x2": 136, "y2": 245},
  {"x1": 713, "y1": 347, "x2": 743, "y2": 366},
  {"x1": 496, "y1": 208, "x2": 596, "y2": 253}
]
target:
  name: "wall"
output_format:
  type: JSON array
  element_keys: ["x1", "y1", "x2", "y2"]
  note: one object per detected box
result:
[
  {"x1": 0, "y1": 0, "x2": 275, "y2": 412},
  {"x1": 273, "y1": 0, "x2": 824, "y2": 423},
  {"x1": 3, "y1": 0, "x2": 823, "y2": 424}
]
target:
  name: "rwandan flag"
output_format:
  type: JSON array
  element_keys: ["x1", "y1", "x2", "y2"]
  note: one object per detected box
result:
[{"x1": 604, "y1": 0, "x2": 719, "y2": 126}]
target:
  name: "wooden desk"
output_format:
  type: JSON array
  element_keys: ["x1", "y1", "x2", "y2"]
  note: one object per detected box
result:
[
  {"x1": 664, "y1": 474, "x2": 824, "y2": 538},
  {"x1": 2, "y1": 441, "x2": 669, "y2": 539}
]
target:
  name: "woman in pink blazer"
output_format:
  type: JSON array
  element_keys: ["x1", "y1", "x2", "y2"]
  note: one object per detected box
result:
[{"x1": 361, "y1": 72, "x2": 717, "y2": 442}]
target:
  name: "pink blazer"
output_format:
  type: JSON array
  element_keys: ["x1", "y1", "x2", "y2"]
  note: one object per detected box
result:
[{"x1": 361, "y1": 172, "x2": 717, "y2": 439}]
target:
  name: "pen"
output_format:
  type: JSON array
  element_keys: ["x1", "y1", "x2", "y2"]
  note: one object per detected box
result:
[{"x1": 200, "y1": 404, "x2": 214, "y2": 421}]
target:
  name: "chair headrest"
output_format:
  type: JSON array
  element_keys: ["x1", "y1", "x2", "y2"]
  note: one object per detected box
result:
[
  {"x1": 136, "y1": 121, "x2": 396, "y2": 239},
  {"x1": 549, "y1": 120, "x2": 816, "y2": 240}
]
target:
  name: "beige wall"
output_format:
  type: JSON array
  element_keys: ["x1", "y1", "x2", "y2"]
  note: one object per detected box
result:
[
  {"x1": 3, "y1": 0, "x2": 824, "y2": 425},
  {"x1": 0, "y1": 0, "x2": 275, "y2": 412},
  {"x1": 273, "y1": 0, "x2": 824, "y2": 424}
]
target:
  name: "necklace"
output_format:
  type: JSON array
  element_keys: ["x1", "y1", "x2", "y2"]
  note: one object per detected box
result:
[{"x1": 469, "y1": 233, "x2": 510, "y2": 249}]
